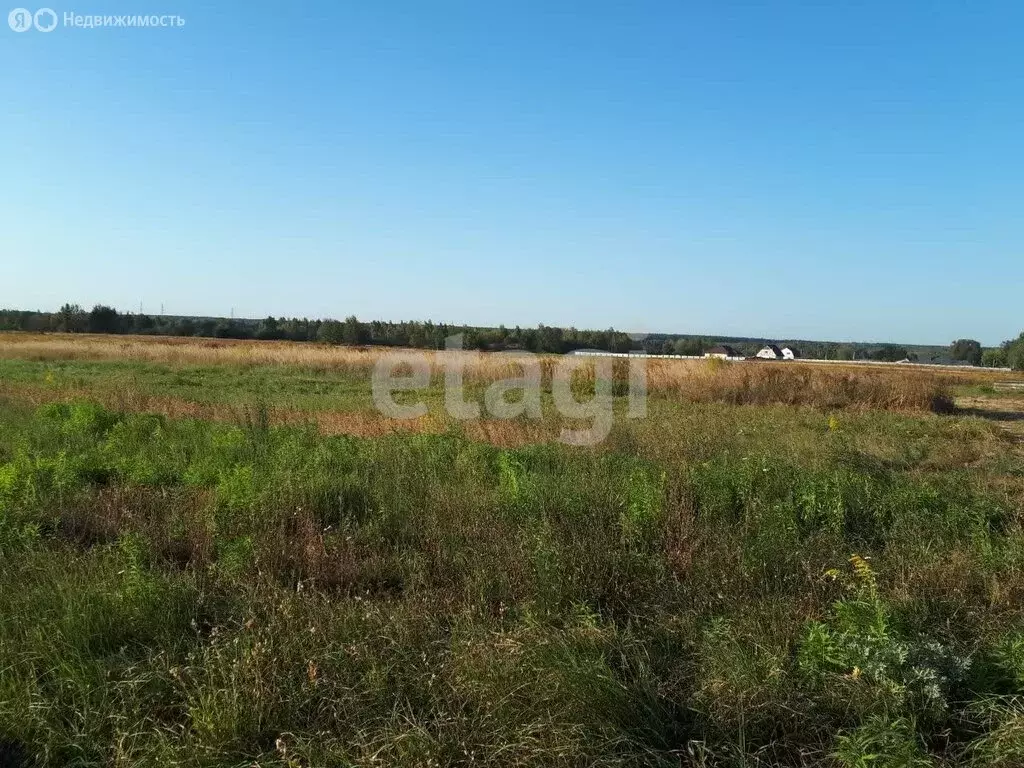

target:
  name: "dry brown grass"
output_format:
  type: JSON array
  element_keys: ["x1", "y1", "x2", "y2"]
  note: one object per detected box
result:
[
  {"x1": 645, "y1": 358, "x2": 959, "y2": 412},
  {"x1": 0, "y1": 380, "x2": 428, "y2": 436},
  {"x1": 0, "y1": 332, "x2": 388, "y2": 371},
  {"x1": 0, "y1": 379, "x2": 559, "y2": 447}
]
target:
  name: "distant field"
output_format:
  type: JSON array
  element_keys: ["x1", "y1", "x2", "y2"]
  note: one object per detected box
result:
[
  {"x1": 2, "y1": 333, "x2": 1024, "y2": 766},
  {"x1": 1, "y1": 332, "x2": 1013, "y2": 380},
  {"x1": 1, "y1": 332, "x2": 1011, "y2": 425}
]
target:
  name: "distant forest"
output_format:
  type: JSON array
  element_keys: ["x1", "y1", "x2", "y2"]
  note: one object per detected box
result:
[{"x1": 0, "y1": 304, "x2": 1019, "y2": 367}]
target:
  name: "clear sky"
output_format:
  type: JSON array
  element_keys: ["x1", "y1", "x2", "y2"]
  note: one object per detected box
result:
[{"x1": 2, "y1": 1, "x2": 1022, "y2": 345}]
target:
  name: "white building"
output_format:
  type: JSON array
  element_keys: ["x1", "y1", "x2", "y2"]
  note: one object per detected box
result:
[
  {"x1": 781, "y1": 347, "x2": 799, "y2": 360},
  {"x1": 756, "y1": 344, "x2": 783, "y2": 359}
]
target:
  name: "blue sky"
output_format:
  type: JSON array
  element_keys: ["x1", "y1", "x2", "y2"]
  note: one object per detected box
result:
[{"x1": 2, "y1": 1, "x2": 1022, "y2": 344}]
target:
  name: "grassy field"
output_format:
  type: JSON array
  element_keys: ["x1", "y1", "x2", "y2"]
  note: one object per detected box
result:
[{"x1": 2, "y1": 333, "x2": 1024, "y2": 766}]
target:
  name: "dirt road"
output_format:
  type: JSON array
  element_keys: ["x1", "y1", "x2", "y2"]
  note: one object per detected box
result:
[{"x1": 957, "y1": 394, "x2": 1024, "y2": 443}]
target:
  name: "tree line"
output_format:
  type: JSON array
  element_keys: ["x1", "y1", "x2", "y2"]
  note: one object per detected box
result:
[
  {"x1": 2, "y1": 305, "x2": 1021, "y2": 369},
  {"x1": 975, "y1": 334, "x2": 1024, "y2": 370},
  {"x1": 0, "y1": 305, "x2": 638, "y2": 355}
]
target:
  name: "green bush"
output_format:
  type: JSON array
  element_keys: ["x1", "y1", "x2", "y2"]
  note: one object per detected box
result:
[
  {"x1": 833, "y1": 715, "x2": 933, "y2": 768},
  {"x1": 799, "y1": 556, "x2": 973, "y2": 723}
]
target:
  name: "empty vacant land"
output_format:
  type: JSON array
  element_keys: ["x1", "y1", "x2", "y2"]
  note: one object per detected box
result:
[{"x1": 2, "y1": 333, "x2": 1024, "y2": 767}]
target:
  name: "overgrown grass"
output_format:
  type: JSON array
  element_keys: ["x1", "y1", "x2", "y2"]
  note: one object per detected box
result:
[
  {"x1": 0, "y1": 355, "x2": 962, "y2": 459},
  {"x1": 1, "y1": 332, "x2": 994, "y2": 416},
  {"x1": 1, "y1": 397, "x2": 1023, "y2": 766}
]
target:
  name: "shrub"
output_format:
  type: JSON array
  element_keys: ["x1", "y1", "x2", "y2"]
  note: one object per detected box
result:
[
  {"x1": 833, "y1": 715, "x2": 934, "y2": 768},
  {"x1": 799, "y1": 556, "x2": 973, "y2": 723}
]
